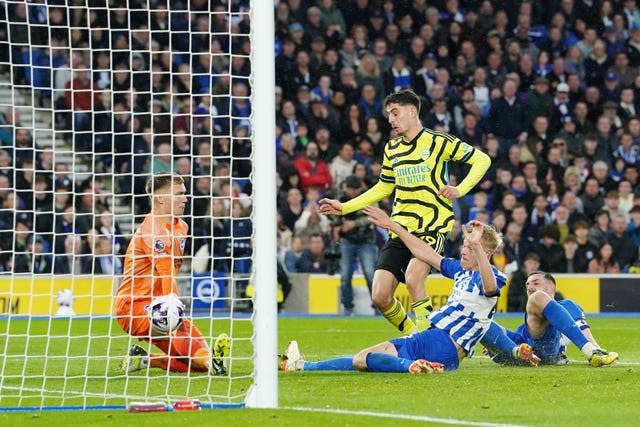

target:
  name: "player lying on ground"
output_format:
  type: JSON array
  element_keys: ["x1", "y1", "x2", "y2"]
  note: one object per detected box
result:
[
  {"x1": 481, "y1": 271, "x2": 619, "y2": 367},
  {"x1": 114, "y1": 175, "x2": 229, "y2": 374},
  {"x1": 281, "y1": 212, "x2": 537, "y2": 373}
]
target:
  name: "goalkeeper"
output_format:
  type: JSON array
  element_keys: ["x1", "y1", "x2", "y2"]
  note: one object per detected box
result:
[{"x1": 114, "y1": 175, "x2": 229, "y2": 374}]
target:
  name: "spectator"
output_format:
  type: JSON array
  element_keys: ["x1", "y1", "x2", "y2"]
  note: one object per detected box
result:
[
  {"x1": 356, "y1": 54, "x2": 385, "y2": 101},
  {"x1": 53, "y1": 234, "x2": 82, "y2": 275},
  {"x1": 560, "y1": 234, "x2": 580, "y2": 273},
  {"x1": 314, "y1": 125, "x2": 338, "y2": 163},
  {"x1": 231, "y1": 201, "x2": 253, "y2": 275},
  {"x1": 64, "y1": 65, "x2": 99, "y2": 151},
  {"x1": 580, "y1": 177, "x2": 606, "y2": 219},
  {"x1": 152, "y1": 142, "x2": 173, "y2": 174},
  {"x1": 588, "y1": 210, "x2": 612, "y2": 248},
  {"x1": 507, "y1": 252, "x2": 542, "y2": 312},
  {"x1": 283, "y1": 235, "x2": 304, "y2": 273},
  {"x1": 14, "y1": 235, "x2": 52, "y2": 274},
  {"x1": 488, "y1": 79, "x2": 528, "y2": 156},
  {"x1": 335, "y1": 175, "x2": 378, "y2": 315},
  {"x1": 551, "y1": 203, "x2": 572, "y2": 244},
  {"x1": 280, "y1": 187, "x2": 304, "y2": 232},
  {"x1": 294, "y1": 141, "x2": 333, "y2": 195},
  {"x1": 532, "y1": 225, "x2": 565, "y2": 273},
  {"x1": 528, "y1": 77, "x2": 553, "y2": 124},
  {"x1": 311, "y1": 74, "x2": 334, "y2": 105},
  {"x1": 573, "y1": 220, "x2": 599, "y2": 272},
  {"x1": 610, "y1": 52, "x2": 637, "y2": 87},
  {"x1": 383, "y1": 53, "x2": 412, "y2": 95},
  {"x1": 530, "y1": 193, "x2": 552, "y2": 227},
  {"x1": 503, "y1": 222, "x2": 530, "y2": 268},
  {"x1": 618, "y1": 179, "x2": 634, "y2": 214},
  {"x1": 609, "y1": 214, "x2": 638, "y2": 270},
  {"x1": 603, "y1": 190, "x2": 628, "y2": 221},
  {"x1": 413, "y1": 52, "x2": 438, "y2": 98},
  {"x1": 84, "y1": 236, "x2": 123, "y2": 275},
  {"x1": 624, "y1": 22, "x2": 640, "y2": 67},
  {"x1": 364, "y1": 116, "x2": 386, "y2": 157},
  {"x1": 296, "y1": 233, "x2": 328, "y2": 273},
  {"x1": 588, "y1": 242, "x2": 621, "y2": 273},
  {"x1": 294, "y1": 187, "x2": 331, "y2": 241},
  {"x1": 613, "y1": 132, "x2": 640, "y2": 166},
  {"x1": 562, "y1": 190, "x2": 590, "y2": 229},
  {"x1": 424, "y1": 97, "x2": 453, "y2": 133},
  {"x1": 329, "y1": 143, "x2": 356, "y2": 193}
]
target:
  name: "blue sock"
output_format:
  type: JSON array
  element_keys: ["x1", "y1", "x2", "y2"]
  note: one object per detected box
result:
[
  {"x1": 543, "y1": 300, "x2": 589, "y2": 349},
  {"x1": 482, "y1": 321, "x2": 518, "y2": 354},
  {"x1": 365, "y1": 352, "x2": 412, "y2": 372},
  {"x1": 303, "y1": 357, "x2": 355, "y2": 371}
]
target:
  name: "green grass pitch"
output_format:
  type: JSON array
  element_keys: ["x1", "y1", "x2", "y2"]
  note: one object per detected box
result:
[{"x1": 0, "y1": 316, "x2": 638, "y2": 426}]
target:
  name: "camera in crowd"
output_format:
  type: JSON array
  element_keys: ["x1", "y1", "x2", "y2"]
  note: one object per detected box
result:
[{"x1": 324, "y1": 243, "x2": 341, "y2": 276}]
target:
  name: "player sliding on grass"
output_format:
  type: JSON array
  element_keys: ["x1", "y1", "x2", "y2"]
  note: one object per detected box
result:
[
  {"x1": 481, "y1": 271, "x2": 619, "y2": 367},
  {"x1": 114, "y1": 175, "x2": 229, "y2": 374},
  {"x1": 319, "y1": 89, "x2": 490, "y2": 334},
  {"x1": 281, "y1": 211, "x2": 538, "y2": 374}
]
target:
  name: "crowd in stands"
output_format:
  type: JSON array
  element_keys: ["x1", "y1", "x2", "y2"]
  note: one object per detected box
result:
[
  {"x1": 274, "y1": 0, "x2": 640, "y2": 285},
  {"x1": 1, "y1": 1, "x2": 640, "y2": 304},
  {"x1": 0, "y1": 0, "x2": 252, "y2": 275}
]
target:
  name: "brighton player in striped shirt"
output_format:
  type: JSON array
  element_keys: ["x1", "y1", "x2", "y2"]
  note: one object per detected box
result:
[
  {"x1": 281, "y1": 210, "x2": 537, "y2": 373},
  {"x1": 481, "y1": 271, "x2": 619, "y2": 367},
  {"x1": 320, "y1": 89, "x2": 490, "y2": 334},
  {"x1": 115, "y1": 175, "x2": 229, "y2": 374}
]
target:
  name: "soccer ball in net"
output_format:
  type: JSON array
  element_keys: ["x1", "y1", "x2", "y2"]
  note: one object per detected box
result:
[{"x1": 149, "y1": 297, "x2": 185, "y2": 334}]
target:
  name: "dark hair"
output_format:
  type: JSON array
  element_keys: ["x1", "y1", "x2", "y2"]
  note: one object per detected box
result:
[
  {"x1": 383, "y1": 89, "x2": 421, "y2": 112},
  {"x1": 539, "y1": 224, "x2": 560, "y2": 241},
  {"x1": 145, "y1": 175, "x2": 184, "y2": 194},
  {"x1": 527, "y1": 270, "x2": 556, "y2": 285}
]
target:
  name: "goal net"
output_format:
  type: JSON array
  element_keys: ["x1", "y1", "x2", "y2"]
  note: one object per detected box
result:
[{"x1": 0, "y1": 0, "x2": 277, "y2": 410}]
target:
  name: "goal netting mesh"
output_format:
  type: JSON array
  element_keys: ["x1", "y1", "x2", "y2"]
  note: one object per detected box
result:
[{"x1": 0, "y1": 0, "x2": 272, "y2": 409}]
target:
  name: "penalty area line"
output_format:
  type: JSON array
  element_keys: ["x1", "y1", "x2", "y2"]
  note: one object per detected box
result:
[{"x1": 283, "y1": 406, "x2": 535, "y2": 427}]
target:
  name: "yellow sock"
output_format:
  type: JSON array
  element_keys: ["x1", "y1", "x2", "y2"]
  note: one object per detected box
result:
[
  {"x1": 382, "y1": 298, "x2": 416, "y2": 335},
  {"x1": 412, "y1": 297, "x2": 434, "y2": 331}
]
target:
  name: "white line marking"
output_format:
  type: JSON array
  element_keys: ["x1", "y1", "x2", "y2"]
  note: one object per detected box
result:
[
  {"x1": 284, "y1": 406, "x2": 536, "y2": 427},
  {"x1": 474, "y1": 355, "x2": 640, "y2": 366}
]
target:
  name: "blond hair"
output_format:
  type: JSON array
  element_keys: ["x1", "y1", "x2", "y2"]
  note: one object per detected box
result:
[{"x1": 465, "y1": 223, "x2": 503, "y2": 252}]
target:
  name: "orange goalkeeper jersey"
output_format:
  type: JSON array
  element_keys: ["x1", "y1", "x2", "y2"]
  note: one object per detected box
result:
[{"x1": 114, "y1": 211, "x2": 188, "y2": 312}]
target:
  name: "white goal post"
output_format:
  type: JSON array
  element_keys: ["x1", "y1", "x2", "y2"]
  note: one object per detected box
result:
[{"x1": 0, "y1": 0, "x2": 277, "y2": 410}]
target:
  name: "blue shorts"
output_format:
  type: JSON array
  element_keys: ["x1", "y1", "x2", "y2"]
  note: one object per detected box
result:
[{"x1": 389, "y1": 328, "x2": 460, "y2": 371}]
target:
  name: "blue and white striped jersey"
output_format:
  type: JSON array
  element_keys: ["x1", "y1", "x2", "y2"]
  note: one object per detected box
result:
[{"x1": 429, "y1": 258, "x2": 508, "y2": 353}]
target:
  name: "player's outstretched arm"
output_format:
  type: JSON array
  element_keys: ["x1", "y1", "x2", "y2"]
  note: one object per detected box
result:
[
  {"x1": 364, "y1": 206, "x2": 443, "y2": 269},
  {"x1": 321, "y1": 180, "x2": 395, "y2": 217},
  {"x1": 464, "y1": 220, "x2": 497, "y2": 296}
]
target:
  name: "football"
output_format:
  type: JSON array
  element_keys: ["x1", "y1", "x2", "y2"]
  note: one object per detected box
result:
[{"x1": 149, "y1": 296, "x2": 185, "y2": 334}]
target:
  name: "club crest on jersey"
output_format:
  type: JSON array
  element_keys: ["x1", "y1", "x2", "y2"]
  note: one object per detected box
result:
[
  {"x1": 180, "y1": 239, "x2": 185, "y2": 251},
  {"x1": 155, "y1": 239, "x2": 165, "y2": 252},
  {"x1": 420, "y1": 149, "x2": 431, "y2": 160}
]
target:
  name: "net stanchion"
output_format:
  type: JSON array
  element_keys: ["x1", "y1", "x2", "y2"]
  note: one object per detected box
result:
[{"x1": 0, "y1": 0, "x2": 274, "y2": 410}]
